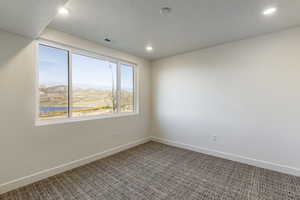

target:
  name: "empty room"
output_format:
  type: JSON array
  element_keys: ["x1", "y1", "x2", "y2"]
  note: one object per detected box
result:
[{"x1": 1, "y1": 0, "x2": 300, "y2": 199}]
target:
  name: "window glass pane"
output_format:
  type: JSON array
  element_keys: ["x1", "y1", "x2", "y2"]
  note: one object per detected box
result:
[
  {"x1": 72, "y1": 54, "x2": 117, "y2": 117},
  {"x1": 39, "y1": 45, "x2": 69, "y2": 120},
  {"x1": 120, "y1": 64, "x2": 134, "y2": 113}
]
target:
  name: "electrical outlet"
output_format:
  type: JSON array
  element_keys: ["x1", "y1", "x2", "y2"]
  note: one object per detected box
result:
[{"x1": 212, "y1": 135, "x2": 217, "y2": 142}]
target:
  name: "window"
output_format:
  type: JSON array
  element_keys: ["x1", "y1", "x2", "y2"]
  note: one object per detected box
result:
[
  {"x1": 38, "y1": 45, "x2": 69, "y2": 120},
  {"x1": 37, "y1": 42, "x2": 137, "y2": 125},
  {"x1": 120, "y1": 64, "x2": 134, "y2": 113},
  {"x1": 72, "y1": 54, "x2": 117, "y2": 117}
]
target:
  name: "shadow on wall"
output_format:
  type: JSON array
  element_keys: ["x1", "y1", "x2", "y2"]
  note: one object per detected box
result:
[
  {"x1": 0, "y1": 30, "x2": 33, "y2": 69},
  {"x1": 0, "y1": 30, "x2": 35, "y2": 127}
]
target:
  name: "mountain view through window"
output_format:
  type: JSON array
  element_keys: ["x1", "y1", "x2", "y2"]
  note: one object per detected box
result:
[
  {"x1": 38, "y1": 44, "x2": 136, "y2": 121},
  {"x1": 39, "y1": 45, "x2": 69, "y2": 119}
]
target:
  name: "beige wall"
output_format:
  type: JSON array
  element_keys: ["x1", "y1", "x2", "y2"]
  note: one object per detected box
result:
[
  {"x1": 0, "y1": 29, "x2": 151, "y2": 188},
  {"x1": 151, "y1": 27, "x2": 300, "y2": 176}
]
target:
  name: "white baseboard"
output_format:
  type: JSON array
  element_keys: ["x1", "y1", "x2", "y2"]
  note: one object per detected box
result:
[
  {"x1": 151, "y1": 137, "x2": 300, "y2": 177},
  {"x1": 2, "y1": 136, "x2": 299, "y2": 195},
  {"x1": 0, "y1": 137, "x2": 151, "y2": 195}
]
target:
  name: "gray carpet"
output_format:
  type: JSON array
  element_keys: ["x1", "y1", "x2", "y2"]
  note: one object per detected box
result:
[{"x1": 1, "y1": 141, "x2": 300, "y2": 200}]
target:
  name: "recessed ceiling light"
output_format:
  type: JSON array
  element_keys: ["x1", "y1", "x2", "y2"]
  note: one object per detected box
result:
[
  {"x1": 263, "y1": 7, "x2": 277, "y2": 16},
  {"x1": 160, "y1": 7, "x2": 172, "y2": 16},
  {"x1": 146, "y1": 45, "x2": 153, "y2": 52},
  {"x1": 58, "y1": 7, "x2": 69, "y2": 16}
]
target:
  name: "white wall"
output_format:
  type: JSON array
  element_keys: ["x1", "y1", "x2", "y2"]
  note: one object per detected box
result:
[
  {"x1": 152, "y1": 27, "x2": 300, "y2": 176},
  {"x1": 0, "y1": 28, "x2": 151, "y2": 192},
  {"x1": 1, "y1": 24, "x2": 300, "y2": 193}
]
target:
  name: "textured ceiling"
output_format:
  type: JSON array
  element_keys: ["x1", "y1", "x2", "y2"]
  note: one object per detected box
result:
[
  {"x1": 0, "y1": 0, "x2": 299, "y2": 60},
  {"x1": 0, "y1": 0, "x2": 68, "y2": 38},
  {"x1": 49, "y1": 0, "x2": 300, "y2": 60}
]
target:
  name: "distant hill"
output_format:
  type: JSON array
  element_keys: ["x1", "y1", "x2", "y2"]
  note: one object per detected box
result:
[{"x1": 39, "y1": 85, "x2": 133, "y2": 110}]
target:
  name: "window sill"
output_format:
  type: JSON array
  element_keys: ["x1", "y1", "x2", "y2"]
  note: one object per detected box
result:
[{"x1": 35, "y1": 112, "x2": 139, "y2": 126}]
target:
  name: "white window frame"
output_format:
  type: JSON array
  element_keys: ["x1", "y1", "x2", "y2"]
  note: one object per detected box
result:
[{"x1": 35, "y1": 40, "x2": 139, "y2": 126}]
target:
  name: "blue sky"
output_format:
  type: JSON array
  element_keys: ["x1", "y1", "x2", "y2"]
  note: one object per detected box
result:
[{"x1": 39, "y1": 45, "x2": 133, "y2": 91}]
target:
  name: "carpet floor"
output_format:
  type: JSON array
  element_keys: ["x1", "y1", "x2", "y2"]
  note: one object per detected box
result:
[{"x1": 1, "y1": 141, "x2": 300, "y2": 200}]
